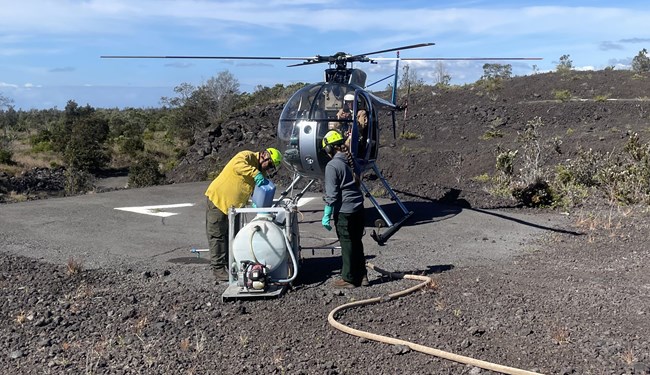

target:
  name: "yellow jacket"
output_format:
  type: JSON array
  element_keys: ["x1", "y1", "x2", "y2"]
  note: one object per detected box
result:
[{"x1": 205, "y1": 151, "x2": 261, "y2": 214}]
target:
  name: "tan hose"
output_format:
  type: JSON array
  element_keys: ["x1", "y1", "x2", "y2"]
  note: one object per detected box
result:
[{"x1": 327, "y1": 263, "x2": 543, "y2": 375}]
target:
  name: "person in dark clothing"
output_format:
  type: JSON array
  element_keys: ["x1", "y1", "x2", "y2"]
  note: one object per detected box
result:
[{"x1": 321, "y1": 130, "x2": 368, "y2": 288}]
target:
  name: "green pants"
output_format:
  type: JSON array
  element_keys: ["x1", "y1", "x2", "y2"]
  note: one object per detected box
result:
[
  {"x1": 335, "y1": 209, "x2": 366, "y2": 284},
  {"x1": 206, "y1": 198, "x2": 228, "y2": 270}
]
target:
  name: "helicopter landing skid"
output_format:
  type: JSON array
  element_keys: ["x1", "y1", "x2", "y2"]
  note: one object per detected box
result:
[
  {"x1": 361, "y1": 163, "x2": 413, "y2": 245},
  {"x1": 370, "y1": 210, "x2": 413, "y2": 245},
  {"x1": 280, "y1": 167, "x2": 411, "y2": 245}
]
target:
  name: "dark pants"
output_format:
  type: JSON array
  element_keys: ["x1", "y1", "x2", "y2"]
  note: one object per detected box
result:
[
  {"x1": 206, "y1": 198, "x2": 228, "y2": 271},
  {"x1": 335, "y1": 209, "x2": 366, "y2": 283}
]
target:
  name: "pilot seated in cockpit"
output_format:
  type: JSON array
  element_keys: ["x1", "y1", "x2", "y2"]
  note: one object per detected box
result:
[{"x1": 334, "y1": 93, "x2": 368, "y2": 154}]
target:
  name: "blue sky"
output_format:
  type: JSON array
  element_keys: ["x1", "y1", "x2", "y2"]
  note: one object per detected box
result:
[{"x1": 1, "y1": 0, "x2": 648, "y2": 110}]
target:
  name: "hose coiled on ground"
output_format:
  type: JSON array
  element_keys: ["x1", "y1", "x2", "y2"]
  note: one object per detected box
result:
[{"x1": 327, "y1": 263, "x2": 543, "y2": 375}]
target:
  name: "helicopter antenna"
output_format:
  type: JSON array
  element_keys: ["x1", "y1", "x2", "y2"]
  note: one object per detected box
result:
[
  {"x1": 392, "y1": 51, "x2": 401, "y2": 139},
  {"x1": 391, "y1": 51, "x2": 400, "y2": 105},
  {"x1": 403, "y1": 66, "x2": 411, "y2": 136}
]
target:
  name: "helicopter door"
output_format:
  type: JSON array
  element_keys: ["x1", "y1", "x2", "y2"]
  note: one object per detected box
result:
[
  {"x1": 295, "y1": 120, "x2": 325, "y2": 178},
  {"x1": 366, "y1": 104, "x2": 378, "y2": 162},
  {"x1": 350, "y1": 91, "x2": 375, "y2": 164}
]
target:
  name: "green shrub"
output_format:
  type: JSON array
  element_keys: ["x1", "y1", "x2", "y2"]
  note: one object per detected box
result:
[
  {"x1": 593, "y1": 134, "x2": 650, "y2": 204},
  {"x1": 30, "y1": 129, "x2": 52, "y2": 146},
  {"x1": 142, "y1": 129, "x2": 154, "y2": 140},
  {"x1": 128, "y1": 155, "x2": 164, "y2": 187},
  {"x1": 118, "y1": 134, "x2": 145, "y2": 158},
  {"x1": 554, "y1": 164, "x2": 573, "y2": 185},
  {"x1": 479, "y1": 63, "x2": 512, "y2": 93},
  {"x1": 64, "y1": 168, "x2": 95, "y2": 195},
  {"x1": 471, "y1": 173, "x2": 490, "y2": 183},
  {"x1": 0, "y1": 147, "x2": 13, "y2": 164},
  {"x1": 556, "y1": 54, "x2": 573, "y2": 73},
  {"x1": 632, "y1": 48, "x2": 650, "y2": 73},
  {"x1": 487, "y1": 174, "x2": 513, "y2": 198},
  {"x1": 551, "y1": 135, "x2": 650, "y2": 205},
  {"x1": 399, "y1": 131, "x2": 421, "y2": 140},
  {"x1": 550, "y1": 148, "x2": 607, "y2": 207},
  {"x1": 495, "y1": 149, "x2": 518, "y2": 176},
  {"x1": 163, "y1": 159, "x2": 177, "y2": 173},
  {"x1": 564, "y1": 147, "x2": 605, "y2": 187},
  {"x1": 64, "y1": 137, "x2": 110, "y2": 172},
  {"x1": 480, "y1": 129, "x2": 503, "y2": 140},
  {"x1": 551, "y1": 174, "x2": 590, "y2": 208},
  {"x1": 512, "y1": 179, "x2": 555, "y2": 207},
  {"x1": 624, "y1": 132, "x2": 650, "y2": 162},
  {"x1": 175, "y1": 148, "x2": 187, "y2": 159},
  {"x1": 31, "y1": 141, "x2": 52, "y2": 153},
  {"x1": 516, "y1": 116, "x2": 555, "y2": 186},
  {"x1": 479, "y1": 78, "x2": 503, "y2": 92},
  {"x1": 553, "y1": 89, "x2": 571, "y2": 101}
]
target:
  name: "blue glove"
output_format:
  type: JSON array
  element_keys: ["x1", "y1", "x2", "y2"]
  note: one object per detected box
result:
[
  {"x1": 251, "y1": 202, "x2": 257, "y2": 208},
  {"x1": 254, "y1": 171, "x2": 268, "y2": 187},
  {"x1": 322, "y1": 205, "x2": 333, "y2": 231}
]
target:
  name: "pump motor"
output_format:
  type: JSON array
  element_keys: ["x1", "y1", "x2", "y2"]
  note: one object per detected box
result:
[{"x1": 239, "y1": 261, "x2": 268, "y2": 291}]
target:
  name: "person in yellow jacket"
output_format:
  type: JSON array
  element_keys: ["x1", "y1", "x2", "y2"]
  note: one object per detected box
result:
[{"x1": 205, "y1": 148, "x2": 282, "y2": 283}]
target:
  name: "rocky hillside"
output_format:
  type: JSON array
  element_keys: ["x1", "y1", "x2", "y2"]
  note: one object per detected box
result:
[
  {"x1": 168, "y1": 70, "x2": 650, "y2": 209},
  {"x1": 166, "y1": 103, "x2": 285, "y2": 184}
]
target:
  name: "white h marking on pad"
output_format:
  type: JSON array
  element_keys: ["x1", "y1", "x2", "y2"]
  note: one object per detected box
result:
[{"x1": 115, "y1": 203, "x2": 194, "y2": 217}]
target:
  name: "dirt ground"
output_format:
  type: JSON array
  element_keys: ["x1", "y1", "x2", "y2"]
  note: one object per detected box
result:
[{"x1": 2, "y1": 70, "x2": 650, "y2": 374}]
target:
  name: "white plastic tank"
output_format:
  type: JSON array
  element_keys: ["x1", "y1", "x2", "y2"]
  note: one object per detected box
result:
[{"x1": 232, "y1": 214, "x2": 287, "y2": 274}]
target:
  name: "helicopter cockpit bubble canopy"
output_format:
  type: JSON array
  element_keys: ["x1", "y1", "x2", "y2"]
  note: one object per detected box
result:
[
  {"x1": 278, "y1": 82, "x2": 341, "y2": 180},
  {"x1": 277, "y1": 79, "x2": 396, "y2": 180}
]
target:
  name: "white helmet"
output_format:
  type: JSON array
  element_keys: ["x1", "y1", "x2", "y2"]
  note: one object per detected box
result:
[{"x1": 344, "y1": 93, "x2": 355, "y2": 102}]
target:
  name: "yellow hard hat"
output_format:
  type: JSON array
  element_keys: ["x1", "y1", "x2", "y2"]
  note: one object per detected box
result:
[
  {"x1": 322, "y1": 130, "x2": 345, "y2": 148},
  {"x1": 266, "y1": 147, "x2": 282, "y2": 167}
]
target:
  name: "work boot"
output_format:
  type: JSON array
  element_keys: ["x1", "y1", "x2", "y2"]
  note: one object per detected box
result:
[
  {"x1": 213, "y1": 267, "x2": 230, "y2": 283},
  {"x1": 332, "y1": 278, "x2": 356, "y2": 289}
]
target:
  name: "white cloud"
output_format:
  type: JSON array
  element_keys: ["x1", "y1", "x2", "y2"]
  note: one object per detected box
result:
[
  {"x1": 0, "y1": 48, "x2": 31, "y2": 57},
  {"x1": 1, "y1": 1, "x2": 647, "y2": 109},
  {"x1": 600, "y1": 41, "x2": 624, "y2": 51},
  {"x1": 2, "y1": 2, "x2": 648, "y2": 39}
]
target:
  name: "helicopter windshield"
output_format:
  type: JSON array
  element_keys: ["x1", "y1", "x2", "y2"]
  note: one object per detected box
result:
[{"x1": 278, "y1": 82, "x2": 361, "y2": 179}]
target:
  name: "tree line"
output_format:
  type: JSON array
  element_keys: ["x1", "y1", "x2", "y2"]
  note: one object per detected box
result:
[
  {"x1": 0, "y1": 72, "x2": 306, "y2": 192},
  {"x1": 1, "y1": 48, "x2": 649, "y2": 192}
]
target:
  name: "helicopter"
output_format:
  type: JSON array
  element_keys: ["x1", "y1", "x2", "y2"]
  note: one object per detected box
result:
[{"x1": 102, "y1": 43, "x2": 541, "y2": 244}]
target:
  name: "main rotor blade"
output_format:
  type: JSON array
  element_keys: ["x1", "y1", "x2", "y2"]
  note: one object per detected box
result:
[
  {"x1": 399, "y1": 57, "x2": 543, "y2": 61},
  {"x1": 352, "y1": 42, "x2": 435, "y2": 58},
  {"x1": 286, "y1": 60, "x2": 325, "y2": 67},
  {"x1": 100, "y1": 55, "x2": 313, "y2": 60}
]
